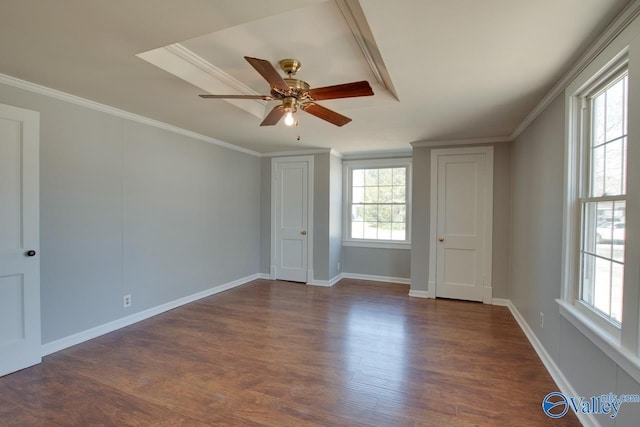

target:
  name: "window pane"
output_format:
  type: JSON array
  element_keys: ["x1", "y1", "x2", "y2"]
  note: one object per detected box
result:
[
  {"x1": 605, "y1": 77, "x2": 625, "y2": 142},
  {"x1": 594, "y1": 201, "x2": 614, "y2": 259},
  {"x1": 604, "y1": 139, "x2": 623, "y2": 195},
  {"x1": 351, "y1": 221, "x2": 364, "y2": 239},
  {"x1": 379, "y1": 168, "x2": 393, "y2": 185},
  {"x1": 365, "y1": 169, "x2": 378, "y2": 186},
  {"x1": 379, "y1": 186, "x2": 393, "y2": 203},
  {"x1": 391, "y1": 223, "x2": 406, "y2": 241},
  {"x1": 393, "y1": 168, "x2": 406, "y2": 186},
  {"x1": 364, "y1": 186, "x2": 378, "y2": 203},
  {"x1": 581, "y1": 253, "x2": 595, "y2": 306},
  {"x1": 594, "y1": 258, "x2": 611, "y2": 316},
  {"x1": 392, "y1": 205, "x2": 406, "y2": 223},
  {"x1": 583, "y1": 202, "x2": 598, "y2": 254},
  {"x1": 364, "y1": 222, "x2": 378, "y2": 239},
  {"x1": 352, "y1": 205, "x2": 364, "y2": 221},
  {"x1": 364, "y1": 205, "x2": 378, "y2": 222},
  {"x1": 393, "y1": 185, "x2": 406, "y2": 203},
  {"x1": 613, "y1": 201, "x2": 625, "y2": 263},
  {"x1": 353, "y1": 169, "x2": 364, "y2": 187},
  {"x1": 379, "y1": 205, "x2": 392, "y2": 222},
  {"x1": 611, "y1": 263, "x2": 624, "y2": 323},
  {"x1": 378, "y1": 224, "x2": 392, "y2": 240},
  {"x1": 591, "y1": 145, "x2": 605, "y2": 197},
  {"x1": 352, "y1": 187, "x2": 364, "y2": 203}
]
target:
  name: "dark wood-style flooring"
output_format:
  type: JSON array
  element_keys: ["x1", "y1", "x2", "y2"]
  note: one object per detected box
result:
[{"x1": 0, "y1": 279, "x2": 580, "y2": 426}]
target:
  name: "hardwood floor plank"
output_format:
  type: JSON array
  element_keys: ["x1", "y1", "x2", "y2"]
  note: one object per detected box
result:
[{"x1": 0, "y1": 279, "x2": 580, "y2": 425}]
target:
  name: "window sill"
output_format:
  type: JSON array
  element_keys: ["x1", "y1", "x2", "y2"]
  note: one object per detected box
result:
[
  {"x1": 342, "y1": 240, "x2": 411, "y2": 250},
  {"x1": 557, "y1": 299, "x2": 640, "y2": 384}
]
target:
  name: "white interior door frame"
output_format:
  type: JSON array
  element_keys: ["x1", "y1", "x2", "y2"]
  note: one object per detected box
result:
[
  {"x1": 427, "y1": 146, "x2": 494, "y2": 302},
  {"x1": 270, "y1": 155, "x2": 314, "y2": 283}
]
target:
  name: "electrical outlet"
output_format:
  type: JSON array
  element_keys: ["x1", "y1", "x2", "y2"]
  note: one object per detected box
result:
[
  {"x1": 337, "y1": 262, "x2": 341, "y2": 271},
  {"x1": 539, "y1": 312, "x2": 544, "y2": 329},
  {"x1": 123, "y1": 294, "x2": 131, "y2": 308}
]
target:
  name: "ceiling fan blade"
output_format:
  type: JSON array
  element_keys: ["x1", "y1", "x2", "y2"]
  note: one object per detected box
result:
[
  {"x1": 199, "y1": 94, "x2": 272, "y2": 100},
  {"x1": 260, "y1": 105, "x2": 286, "y2": 126},
  {"x1": 309, "y1": 81, "x2": 374, "y2": 100},
  {"x1": 244, "y1": 56, "x2": 290, "y2": 92},
  {"x1": 301, "y1": 103, "x2": 352, "y2": 127}
]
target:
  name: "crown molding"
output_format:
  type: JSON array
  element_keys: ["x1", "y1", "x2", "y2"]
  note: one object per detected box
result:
[
  {"x1": 0, "y1": 72, "x2": 261, "y2": 157},
  {"x1": 511, "y1": 0, "x2": 640, "y2": 140},
  {"x1": 411, "y1": 136, "x2": 512, "y2": 148},
  {"x1": 335, "y1": 0, "x2": 399, "y2": 101},
  {"x1": 261, "y1": 148, "x2": 333, "y2": 158},
  {"x1": 341, "y1": 148, "x2": 412, "y2": 160}
]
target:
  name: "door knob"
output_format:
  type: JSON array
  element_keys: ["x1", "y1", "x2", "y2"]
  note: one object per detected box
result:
[
  {"x1": 438, "y1": 237, "x2": 445, "y2": 242},
  {"x1": 25, "y1": 250, "x2": 37, "y2": 257},
  {"x1": 301, "y1": 230, "x2": 307, "y2": 235}
]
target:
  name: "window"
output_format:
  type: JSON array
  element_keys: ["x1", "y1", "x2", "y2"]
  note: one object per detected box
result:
[
  {"x1": 579, "y1": 71, "x2": 628, "y2": 326},
  {"x1": 562, "y1": 42, "x2": 640, "y2": 381},
  {"x1": 343, "y1": 159, "x2": 411, "y2": 248}
]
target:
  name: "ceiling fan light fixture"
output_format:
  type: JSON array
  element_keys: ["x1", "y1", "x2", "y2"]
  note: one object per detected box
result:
[{"x1": 284, "y1": 110, "x2": 295, "y2": 126}]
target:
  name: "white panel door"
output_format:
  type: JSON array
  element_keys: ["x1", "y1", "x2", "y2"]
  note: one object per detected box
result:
[
  {"x1": 0, "y1": 103, "x2": 41, "y2": 377},
  {"x1": 274, "y1": 159, "x2": 309, "y2": 282},
  {"x1": 435, "y1": 153, "x2": 488, "y2": 301}
]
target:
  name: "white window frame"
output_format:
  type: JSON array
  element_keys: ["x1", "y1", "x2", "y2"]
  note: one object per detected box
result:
[
  {"x1": 342, "y1": 158, "x2": 412, "y2": 249},
  {"x1": 560, "y1": 26, "x2": 640, "y2": 384}
]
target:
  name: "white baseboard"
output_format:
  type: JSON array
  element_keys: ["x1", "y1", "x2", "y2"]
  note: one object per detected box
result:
[
  {"x1": 309, "y1": 273, "x2": 344, "y2": 287},
  {"x1": 41, "y1": 273, "x2": 261, "y2": 357},
  {"x1": 408, "y1": 290, "x2": 432, "y2": 298},
  {"x1": 506, "y1": 301, "x2": 597, "y2": 427},
  {"x1": 341, "y1": 272, "x2": 410, "y2": 285},
  {"x1": 257, "y1": 273, "x2": 270, "y2": 280},
  {"x1": 491, "y1": 298, "x2": 510, "y2": 306}
]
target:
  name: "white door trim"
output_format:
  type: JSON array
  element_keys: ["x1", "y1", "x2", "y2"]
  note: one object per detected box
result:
[
  {"x1": 427, "y1": 146, "x2": 494, "y2": 302},
  {"x1": 270, "y1": 156, "x2": 314, "y2": 283}
]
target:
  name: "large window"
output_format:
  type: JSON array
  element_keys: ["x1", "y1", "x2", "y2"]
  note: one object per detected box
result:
[
  {"x1": 562, "y1": 40, "x2": 640, "y2": 380},
  {"x1": 580, "y1": 71, "x2": 628, "y2": 326},
  {"x1": 343, "y1": 159, "x2": 411, "y2": 248}
]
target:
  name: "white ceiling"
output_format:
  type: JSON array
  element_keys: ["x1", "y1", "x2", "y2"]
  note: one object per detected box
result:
[{"x1": 0, "y1": 0, "x2": 630, "y2": 154}]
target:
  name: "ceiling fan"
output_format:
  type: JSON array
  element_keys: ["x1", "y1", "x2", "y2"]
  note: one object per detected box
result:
[{"x1": 200, "y1": 56, "x2": 374, "y2": 127}]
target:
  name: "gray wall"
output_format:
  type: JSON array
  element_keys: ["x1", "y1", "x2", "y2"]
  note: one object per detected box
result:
[
  {"x1": 343, "y1": 246, "x2": 410, "y2": 278},
  {"x1": 259, "y1": 157, "x2": 271, "y2": 275},
  {"x1": 410, "y1": 142, "x2": 512, "y2": 299},
  {"x1": 328, "y1": 153, "x2": 342, "y2": 280},
  {"x1": 0, "y1": 81, "x2": 261, "y2": 344},
  {"x1": 510, "y1": 93, "x2": 640, "y2": 426},
  {"x1": 313, "y1": 153, "x2": 331, "y2": 281}
]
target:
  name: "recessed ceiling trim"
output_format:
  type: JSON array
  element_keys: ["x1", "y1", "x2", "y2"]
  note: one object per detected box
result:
[
  {"x1": 0, "y1": 72, "x2": 261, "y2": 157},
  {"x1": 166, "y1": 44, "x2": 265, "y2": 100},
  {"x1": 511, "y1": 0, "x2": 640, "y2": 141},
  {"x1": 411, "y1": 136, "x2": 513, "y2": 148},
  {"x1": 137, "y1": 45, "x2": 266, "y2": 119},
  {"x1": 334, "y1": 0, "x2": 399, "y2": 100}
]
